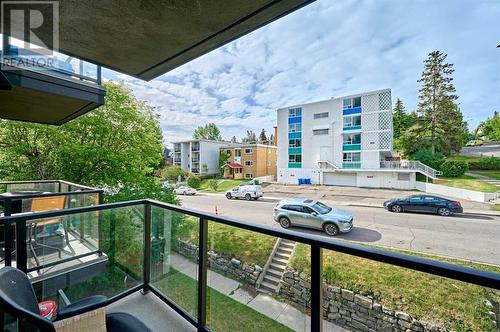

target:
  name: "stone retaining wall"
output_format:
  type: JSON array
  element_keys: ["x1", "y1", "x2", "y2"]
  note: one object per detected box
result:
[
  {"x1": 175, "y1": 239, "x2": 263, "y2": 285},
  {"x1": 280, "y1": 269, "x2": 448, "y2": 332}
]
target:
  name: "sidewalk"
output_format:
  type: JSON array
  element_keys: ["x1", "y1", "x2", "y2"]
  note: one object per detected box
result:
[{"x1": 170, "y1": 252, "x2": 347, "y2": 332}]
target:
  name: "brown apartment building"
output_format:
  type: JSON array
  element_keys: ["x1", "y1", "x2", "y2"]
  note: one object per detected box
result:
[{"x1": 221, "y1": 144, "x2": 277, "y2": 180}]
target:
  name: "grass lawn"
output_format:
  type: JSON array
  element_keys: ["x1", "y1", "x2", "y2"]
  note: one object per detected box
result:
[
  {"x1": 153, "y1": 268, "x2": 292, "y2": 332},
  {"x1": 291, "y1": 244, "x2": 500, "y2": 332},
  {"x1": 199, "y1": 178, "x2": 248, "y2": 192},
  {"x1": 492, "y1": 204, "x2": 500, "y2": 211},
  {"x1": 469, "y1": 170, "x2": 500, "y2": 180},
  {"x1": 433, "y1": 176, "x2": 499, "y2": 193},
  {"x1": 174, "y1": 215, "x2": 276, "y2": 267}
]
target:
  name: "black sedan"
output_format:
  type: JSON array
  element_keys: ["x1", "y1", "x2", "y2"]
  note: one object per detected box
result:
[{"x1": 383, "y1": 195, "x2": 463, "y2": 216}]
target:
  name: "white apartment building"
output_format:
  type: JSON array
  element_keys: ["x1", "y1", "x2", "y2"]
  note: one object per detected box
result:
[
  {"x1": 276, "y1": 89, "x2": 440, "y2": 189},
  {"x1": 173, "y1": 140, "x2": 228, "y2": 175}
]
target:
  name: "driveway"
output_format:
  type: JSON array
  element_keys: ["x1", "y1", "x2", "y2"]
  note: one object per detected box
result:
[{"x1": 179, "y1": 194, "x2": 500, "y2": 266}]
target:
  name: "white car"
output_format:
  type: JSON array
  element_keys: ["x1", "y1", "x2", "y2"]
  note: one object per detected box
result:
[
  {"x1": 173, "y1": 186, "x2": 197, "y2": 195},
  {"x1": 225, "y1": 185, "x2": 263, "y2": 201}
]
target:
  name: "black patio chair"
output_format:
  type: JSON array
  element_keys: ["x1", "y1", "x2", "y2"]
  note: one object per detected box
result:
[{"x1": 0, "y1": 267, "x2": 151, "y2": 332}]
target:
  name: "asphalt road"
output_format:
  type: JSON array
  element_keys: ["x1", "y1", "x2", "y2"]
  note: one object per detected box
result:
[
  {"x1": 179, "y1": 194, "x2": 500, "y2": 266},
  {"x1": 460, "y1": 141, "x2": 500, "y2": 157}
]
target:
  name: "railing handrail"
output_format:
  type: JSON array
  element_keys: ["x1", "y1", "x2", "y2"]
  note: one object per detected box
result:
[
  {"x1": 380, "y1": 160, "x2": 441, "y2": 178},
  {"x1": 0, "y1": 179, "x2": 102, "y2": 193},
  {"x1": 1, "y1": 198, "x2": 499, "y2": 290}
]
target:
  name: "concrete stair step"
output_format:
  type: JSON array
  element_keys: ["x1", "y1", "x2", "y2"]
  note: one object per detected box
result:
[
  {"x1": 269, "y1": 263, "x2": 285, "y2": 272},
  {"x1": 280, "y1": 244, "x2": 295, "y2": 251},
  {"x1": 274, "y1": 252, "x2": 291, "y2": 260},
  {"x1": 260, "y1": 281, "x2": 278, "y2": 293},
  {"x1": 267, "y1": 268, "x2": 283, "y2": 279},
  {"x1": 272, "y1": 257, "x2": 289, "y2": 266},
  {"x1": 263, "y1": 274, "x2": 281, "y2": 285},
  {"x1": 277, "y1": 248, "x2": 293, "y2": 255},
  {"x1": 280, "y1": 239, "x2": 295, "y2": 245}
]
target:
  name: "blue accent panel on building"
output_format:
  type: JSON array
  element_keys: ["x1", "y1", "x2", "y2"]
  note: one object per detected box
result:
[
  {"x1": 288, "y1": 116, "x2": 302, "y2": 124},
  {"x1": 343, "y1": 144, "x2": 361, "y2": 151},
  {"x1": 343, "y1": 125, "x2": 362, "y2": 131},
  {"x1": 288, "y1": 132, "x2": 302, "y2": 139},
  {"x1": 342, "y1": 107, "x2": 362, "y2": 116},
  {"x1": 288, "y1": 162, "x2": 302, "y2": 168},
  {"x1": 288, "y1": 147, "x2": 302, "y2": 155}
]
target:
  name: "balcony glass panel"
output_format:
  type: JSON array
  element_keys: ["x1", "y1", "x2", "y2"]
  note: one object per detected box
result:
[
  {"x1": 150, "y1": 206, "x2": 199, "y2": 318},
  {"x1": 320, "y1": 248, "x2": 500, "y2": 332},
  {"x1": 343, "y1": 162, "x2": 361, "y2": 169},
  {"x1": 206, "y1": 220, "x2": 306, "y2": 331},
  {"x1": 342, "y1": 144, "x2": 361, "y2": 151}
]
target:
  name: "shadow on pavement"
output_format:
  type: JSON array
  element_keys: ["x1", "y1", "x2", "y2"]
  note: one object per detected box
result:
[
  {"x1": 453, "y1": 213, "x2": 495, "y2": 221},
  {"x1": 287, "y1": 226, "x2": 382, "y2": 243}
]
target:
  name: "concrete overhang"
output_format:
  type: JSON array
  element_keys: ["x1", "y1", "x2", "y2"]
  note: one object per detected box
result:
[
  {"x1": 3, "y1": 0, "x2": 315, "y2": 80},
  {"x1": 0, "y1": 66, "x2": 105, "y2": 125}
]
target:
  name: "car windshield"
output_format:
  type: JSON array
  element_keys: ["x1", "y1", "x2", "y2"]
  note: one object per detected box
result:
[{"x1": 312, "y1": 201, "x2": 332, "y2": 214}]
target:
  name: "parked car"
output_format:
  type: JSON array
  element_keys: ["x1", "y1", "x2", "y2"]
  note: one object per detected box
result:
[
  {"x1": 465, "y1": 139, "x2": 483, "y2": 146},
  {"x1": 225, "y1": 185, "x2": 263, "y2": 200},
  {"x1": 273, "y1": 199, "x2": 353, "y2": 236},
  {"x1": 173, "y1": 186, "x2": 197, "y2": 195},
  {"x1": 383, "y1": 195, "x2": 462, "y2": 216}
]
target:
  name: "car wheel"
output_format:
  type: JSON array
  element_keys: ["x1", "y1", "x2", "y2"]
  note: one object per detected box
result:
[
  {"x1": 226, "y1": 193, "x2": 232, "y2": 199},
  {"x1": 253, "y1": 197, "x2": 259, "y2": 201},
  {"x1": 279, "y1": 217, "x2": 291, "y2": 229},
  {"x1": 183, "y1": 191, "x2": 187, "y2": 195},
  {"x1": 323, "y1": 223, "x2": 339, "y2": 236},
  {"x1": 391, "y1": 204, "x2": 403, "y2": 213},
  {"x1": 245, "y1": 194, "x2": 251, "y2": 201},
  {"x1": 437, "y1": 207, "x2": 451, "y2": 216}
]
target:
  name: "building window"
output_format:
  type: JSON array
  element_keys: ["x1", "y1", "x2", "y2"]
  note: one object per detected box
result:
[
  {"x1": 313, "y1": 112, "x2": 329, "y2": 119},
  {"x1": 288, "y1": 123, "x2": 302, "y2": 133},
  {"x1": 244, "y1": 160, "x2": 253, "y2": 166},
  {"x1": 244, "y1": 148, "x2": 253, "y2": 154},
  {"x1": 343, "y1": 134, "x2": 361, "y2": 144},
  {"x1": 288, "y1": 107, "x2": 302, "y2": 118},
  {"x1": 312, "y1": 129, "x2": 329, "y2": 135},
  {"x1": 235, "y1": 149, "x2": 241, "y2": 157},
  {"x1": 235, "y1": 168, "x2": 241, "y2": 174},
  {"x1": 289, "y1": 154, "x2": 302, "y2": 163},
  {"x1": 245, "y1": 173, "x2": 253, "y2": 179},
  {"x1": 343, "y1": 115, "x2": 361, "y2": 127},
  {"x1": 343, "y1": 152, "x2": 361, "y2": 162},
  {"x1": 225, "y1": 149, "x2": 232, "y2": 155},
  {"x1": 289, "y1": 139, "x2": 301, "y2": 148},
  {"x1": 343, "y1": 97, "x2": 361, "y2": 109}
]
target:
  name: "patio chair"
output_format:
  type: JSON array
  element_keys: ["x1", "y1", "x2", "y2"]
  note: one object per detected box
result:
[
  {"x1": 0, "y1": 267, "x2": 151, "y2": 332},
  {"x1": 29, "y1": 196, "x2": 72, "y2": 266}
]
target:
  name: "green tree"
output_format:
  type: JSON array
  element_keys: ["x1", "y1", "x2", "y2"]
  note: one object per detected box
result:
[
  {"x1": 0, "y1": 82, "x2": 164, "y2": 187},
  {"x1": 208, "y1": 179, "x2": 220, "y2": 191},
  {"x1": 482, "y1": 111, "x2": 500, "y2": 141},
  {"x1": 218, "y1": 149, "x2": 230, "y2": 176},
  {"x1": 201, "y1": 163, "x2": 209, "y2": 174},
  {"x1": 162, "y1": 166, "x2": 187, "y2": 181},
  {"x1": 415, "y1": 50, "x2": 465, "y2": 155},
  {"x1": 242, "y1": 130, "x2": 257, "y2": 144},
  {"x1": 258, "y1": 129, "x2": 268, "y2": 144},
  {"x1": 186, "y1": 174, "x2": 201, "y2": 189},
  {"x1": 393, "y1": 99, "x2": 418, "y2": 153},
  {"x1": 192, "y1": 123, "x2": 222, "y2": 141}
]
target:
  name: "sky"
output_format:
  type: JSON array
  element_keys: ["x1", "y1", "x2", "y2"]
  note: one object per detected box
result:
[{"x1": 104, "y1": 0, "x2": 500, "y2": 146}]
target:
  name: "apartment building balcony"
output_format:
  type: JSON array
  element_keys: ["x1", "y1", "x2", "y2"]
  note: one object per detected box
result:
[
  {"x1": 342, "y1": 125, "x2": 362, "y2": 132},
  {"x1": 342, "y1": 144, "x2": 361, "y2": 151},
  {"x1": 0, "y1": 199, "x2": 498, "y2": 332},
  {"x1": 191, "y1": 158, "x2": 200, "y2": 163},
  {"x1": 191, "y1": 144, "x2": 200, "y2": 152},
  {"x1": 342, "y1": 162, "x2": 361, "y2": 169},
  {"x1": 0, "y1": 41, "x2": 105, "y2": 125}
]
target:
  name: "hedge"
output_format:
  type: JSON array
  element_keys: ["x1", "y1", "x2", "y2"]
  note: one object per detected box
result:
[{"x1": 440, "y1": 160, "x2": 469, "y2": 177}]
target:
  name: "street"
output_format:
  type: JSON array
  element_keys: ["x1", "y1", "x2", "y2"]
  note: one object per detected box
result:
[
  {"x1": 179, "y1": 193, "x2": 500, "y2": 266},
  {"x1": 460, "y1": 141, "x2": 500, "y2": 157}
]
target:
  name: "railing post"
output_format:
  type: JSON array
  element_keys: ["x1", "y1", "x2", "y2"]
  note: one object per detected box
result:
[
  {"x1": 143, "y1": 203, "x2": 152, "y2": 294},
  {"x1": 3, "y1": 198, "x2": 13, "y2": 266},
  {"x1": 310, "y1": 244, "x2": 323, "y2": 332},
  {"x1": 15, "y1": 220, "x2": 27, "y2": 273},
  {"x1": 197, "y1": 217, "x2": 208, "y2": 331},
  {"x1": 97, "y1": 66, "x2": 102, "y2": 85},
  {"x1": 97, "y1": 192, "x2": 104, "y2": 256}
]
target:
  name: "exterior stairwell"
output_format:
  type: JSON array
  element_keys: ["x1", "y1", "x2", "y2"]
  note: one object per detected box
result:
[{"x1": 257, "y1": 239, "x2": 296, "y2": 294}]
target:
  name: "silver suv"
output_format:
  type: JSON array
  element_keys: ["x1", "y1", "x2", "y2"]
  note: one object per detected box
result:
[{"x1": 273, "y1": 199, "x2": 353, "y2": 236}]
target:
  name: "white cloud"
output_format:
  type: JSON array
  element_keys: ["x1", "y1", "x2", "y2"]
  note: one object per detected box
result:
[{"x1": 107, "y1": 0, "x2": 500, "y2": 145}]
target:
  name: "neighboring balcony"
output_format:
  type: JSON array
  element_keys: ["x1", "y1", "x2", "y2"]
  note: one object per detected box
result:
[
  {"x1": 0, "y1": 40, "x2": 105, "y2": 125},
  {"x1": 0, "y1": 199, "x2": 498, "y2": 332},
  {"x1": 191, "y1": 144, "x2": 200, "y2": 152},
  {"x1": 342, "y1": 106, "x2": 362, "y2": 116},
  {"x1": 342, "y1": 125, "x2": 362, "y2": 131}
]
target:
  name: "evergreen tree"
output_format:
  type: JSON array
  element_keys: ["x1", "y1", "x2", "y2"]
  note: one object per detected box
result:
[
  {"x1": 416, "y1": 50, "x2": 461, "y2": 154},
  {"x1": 242, "y1": 130, "x2": 257, "y2": 143},
  {"x1": 230, "y1": 136, "x2": 238, "y2": 143},
  {"x1": 482, "y1": 111, "x2": 500, "y2": 141},
  {"x1": 258, "y1": 129, "x2": 268, "y2": 144}
]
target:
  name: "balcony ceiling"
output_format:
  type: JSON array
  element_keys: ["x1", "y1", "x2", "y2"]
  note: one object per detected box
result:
[
  {"x1": 0, "y1": 67, "x2": 105, "y2": 125},
  {"x1": 14, "y1": 0, "x2": 314, "y2": 80}
]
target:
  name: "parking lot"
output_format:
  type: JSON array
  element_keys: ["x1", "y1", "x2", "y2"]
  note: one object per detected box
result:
[{"x1": 180, "y1": 193, "x2": 500, "y2": 265}]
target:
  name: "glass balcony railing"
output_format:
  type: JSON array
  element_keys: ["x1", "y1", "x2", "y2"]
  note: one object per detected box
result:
[
  {"x1": 0, "y1": 200, "x2": 498, "y2": 332},
  {"x1": 0, "y1": 35, "x2": 101, "y2": 84}
]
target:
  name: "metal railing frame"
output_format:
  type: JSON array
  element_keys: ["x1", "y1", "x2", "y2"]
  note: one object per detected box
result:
[{"x1": 0, "y1": 199, "x2": 499, "y2": 332}]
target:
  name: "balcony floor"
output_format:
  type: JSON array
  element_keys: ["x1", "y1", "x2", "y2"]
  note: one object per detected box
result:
[{"x1": 108, "y1": 291, "x2": 195, "y2": 332}]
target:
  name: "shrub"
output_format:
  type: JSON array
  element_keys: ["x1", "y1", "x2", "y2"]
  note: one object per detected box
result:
[
  {"x1": 411, "y1": 149, "x2": 445, "y2": 170},
  {"x1": 467, "y1": 156, "x2": 500, "y2": 170},
  {"x1": 440, "y1": 160, "x2": 469, "y2": 177},
  {"x1": 208, "y1": 179, "x2": 220, "y2": 191},
  {"x1": 162, "y1": 166, "x2": 187, "y2": 181},
  {"x1": 186, "y1": 174, "x2": 201, "y2": 189}
]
